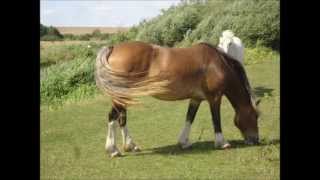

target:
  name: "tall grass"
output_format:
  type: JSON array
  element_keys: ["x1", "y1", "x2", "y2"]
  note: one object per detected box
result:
[
  {"x1": 244, "y1": 46, "x2": 279, "y2": 65},
  {"x1": 40, "y1": 45, "x2": 100, "y2": 106},
  {"x1": 40, "y1": 42, "x2": 106, "y2": 67}
]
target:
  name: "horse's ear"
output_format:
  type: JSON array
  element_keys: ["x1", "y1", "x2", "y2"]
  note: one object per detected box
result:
[{"x1": 256, "y1": 99, "x2": 261, "y2": 106}]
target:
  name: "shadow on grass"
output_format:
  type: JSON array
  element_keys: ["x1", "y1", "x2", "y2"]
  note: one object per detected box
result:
[
  {"x1": 129, "y1": 139, "x2": 279, "y2": 157},
  {"x1": 253, "y1": 86, "x2": 274, "y2": 98}
]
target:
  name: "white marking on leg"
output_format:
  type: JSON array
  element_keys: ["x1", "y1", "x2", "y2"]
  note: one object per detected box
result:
[
  {"x1": 215, "y1": 133, "x2": 224, "y2": 146},
  {"x1": 105, "y1": 121, "x2": 121, "y2": 156},
  {"x1": 178, "y1": 121, "x2": 192, "y2": 148},
  {"x1": 121, "y1": 125, "x2": 133, "y2": 145},
  {"x1": 215, "y1": 132, "x2": 231, "y2": 149},
  {"x1": 120, "y1": 125, "x2": 139, "y2": 152}
]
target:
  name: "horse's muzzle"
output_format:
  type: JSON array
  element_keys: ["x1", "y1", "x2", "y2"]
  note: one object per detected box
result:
[{"x1": 244, "y1": 136, "x2": 259, "y2": 145}]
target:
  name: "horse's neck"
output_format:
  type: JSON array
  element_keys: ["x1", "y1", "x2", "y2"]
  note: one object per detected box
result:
[{"x1": 224, "y1": 83, "x2": 252, "y2": 113}]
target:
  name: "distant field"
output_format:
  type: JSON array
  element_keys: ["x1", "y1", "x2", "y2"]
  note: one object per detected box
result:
[
  {"x1": 56, "y1": 26, "x2": 129, "y2": 35},
  {"x1": 40, "y1": 40, "x2": 105, "y2": 48}
]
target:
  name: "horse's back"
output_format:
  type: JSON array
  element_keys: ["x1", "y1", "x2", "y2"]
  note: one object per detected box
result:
[
  {"x1": 108, "y1": 41, "x2": 206, "y2": 75},
  {"x1": 105, "y1": 41, "x2": 226, "y2": 100},
  {"x1": 108, "y1": 41, "x2": 154, "y2": 73}
]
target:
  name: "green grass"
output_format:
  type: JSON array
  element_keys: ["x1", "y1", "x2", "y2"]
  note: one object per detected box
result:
[
  {"x1": 40, "y1": 58, "x2": 279, "y2": 179},
  {"x1": 40, "y1": 41, "x2": 107, "y2": 68}
]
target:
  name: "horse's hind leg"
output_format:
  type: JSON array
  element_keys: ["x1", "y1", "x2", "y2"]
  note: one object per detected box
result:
[
  {"x1": 118, "y1": 107, "x2": 140, "y2": 152},
  {"x1": 105, "y1": 105, "x2": 122, "y2": 158},
  {"x1": 178, "y1": 99, "x2": 201, "y2": 149},
  {"x1": 208, "y1": 95, "x2": 231, "y2": 149},
  {"x1": 106, "y1": 103, "x2": 140, "y2": 157}
]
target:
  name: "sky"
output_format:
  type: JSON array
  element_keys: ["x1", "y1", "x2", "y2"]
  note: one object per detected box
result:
[{"x1": 40, "y1": 0, "x2": 181, "y2": 27}]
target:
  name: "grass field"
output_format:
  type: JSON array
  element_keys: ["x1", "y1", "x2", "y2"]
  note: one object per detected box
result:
[
  {"x1": 40, "y1": 58, "x2": 279, "y2": 179},
  {"x1": 41, "y1": 41, "x2": 99, "y2": 47}
]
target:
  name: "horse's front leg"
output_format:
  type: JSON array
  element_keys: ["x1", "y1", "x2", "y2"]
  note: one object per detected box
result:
[
  {"x1": 178, "y1": 99, "x2": 201, "y2": 149},
  {"x1": 118, "y1": 108, "x2": 140, "y2": 152},
  {"x1": 209, "y1": 95, "x2": 231, "y2": 149}
]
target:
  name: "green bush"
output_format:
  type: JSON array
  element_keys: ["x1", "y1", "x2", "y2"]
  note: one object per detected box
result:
[
  {"x1": 78, "y1": 33, "x2": 92, "y2": 41},
  {"x1": 244, "y1": 46, "x2": 279, "y2": 65},
  {"x1": 63, "y1": 34, "x2": 77, "y2": 41},
  {"x1": 126, "y1": 26, "x2": 139, "y2": 40},
  {"x1": 62, "y1": 30, "x2": 111, "y2": 41},
  {"x1": 40, "y1": 24, "x2": 48, "y2": 37},
  {"x1": 40, "y1": 41, "x2": 111, "y2": 105},
  {"x1": 92, "y1": 29, "x2": 102, "y2": 37},
  {"x1": 135, "y1": 0, "x2": 279, "y2": 50},
  {"x1": 41, "y1": 35, "x2": 63, "y2": 41},
  {"x1": 40, "y1": 24, "x2": 63, "y2": 41},
  {"x1": 136, "y1": 5, "x2": 202, "y2": 46},
  {"x1": 40, "y1": 43, "x2": 99, "y2": 68},
  {"x1": 40, "y1": 56, "x2": 97, "y2": 105},
  {"x1": 106, "y1": 32, "x2": 130, "y2": 45},
  {"x1": 99, "y1": 33, "x2": 111, "y2": 40}
]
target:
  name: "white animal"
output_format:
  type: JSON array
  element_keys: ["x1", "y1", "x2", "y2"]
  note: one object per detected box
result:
[{"x1": 218, "y1": 30, "x2": 244, "y2": 64}]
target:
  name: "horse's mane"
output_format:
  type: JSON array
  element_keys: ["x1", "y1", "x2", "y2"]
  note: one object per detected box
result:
[{"x1": 199, "y1": 42, "x2": 257, "y2": 110}]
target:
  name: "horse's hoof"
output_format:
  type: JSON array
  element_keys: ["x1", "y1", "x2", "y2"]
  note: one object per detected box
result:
[
  {"x1": 106, "y1": 145, "x2": 122, "y2": 158},
  {"x1": 244, "y1": 139, "x2": 259, "y2": 145},
  {"x1": 123, "y1": 143, "x2": 140, "y2": 152},
  {"x1": 178, "y1": 142, "x2": 192, "y2": 149},
  {"x1": 110, "y1": 150, "x2": 122, "y2": 158},
  {"x1": 133, "y1": 146, "x2": 141, "y2": 152},
  {"x1": 215, "y1": 141, "x2": 231, "y2": 149},
  {"x1": 221, "y1": 142, "x2": 231, "y2": 149}
]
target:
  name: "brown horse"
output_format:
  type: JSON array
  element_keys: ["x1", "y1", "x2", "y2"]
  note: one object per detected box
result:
[{"x1": 95, "y1": 41, "x2": 260, "y2": 157}]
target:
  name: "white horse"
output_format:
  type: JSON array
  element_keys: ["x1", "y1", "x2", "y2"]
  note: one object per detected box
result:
[{"x1": 218, "y1": 30, "x2": 244, "y2": 64}]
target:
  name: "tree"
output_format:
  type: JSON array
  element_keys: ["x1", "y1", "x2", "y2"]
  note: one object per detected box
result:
[{"x1": 40, "y1": 24, "x2": 63, "y2": 41}]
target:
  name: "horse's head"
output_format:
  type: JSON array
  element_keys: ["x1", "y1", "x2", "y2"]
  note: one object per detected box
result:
[{"x1": 234, "y1": 99, "x2": 261, "y2": 145}]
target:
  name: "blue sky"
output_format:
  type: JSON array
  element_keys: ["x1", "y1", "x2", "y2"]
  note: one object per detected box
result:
[{"x1": 41, "y1": 0, "x2": 181, "y2": 27}]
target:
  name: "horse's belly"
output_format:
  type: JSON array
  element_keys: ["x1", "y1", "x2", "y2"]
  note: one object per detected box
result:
[{"x1": 151, "y1": 85, "x2": 206, "y2": 101}]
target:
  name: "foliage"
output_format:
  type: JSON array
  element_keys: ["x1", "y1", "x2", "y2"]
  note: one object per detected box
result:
[
  {"x1": 40, "y1": 55, "x2": 97, "y2": 105},
  {"x1": 244, "y1": 46, "x2": 279, "y2": 65},
  {"x1": 135, "y1": 0, "x2": 279, "y2": 50},
  {"x1": 40, "y1": 24, "x2": 63, "y2": 41},
  {"x1": 105, "y1": 32, "x2": 130, "y2": 45},
  {"x1": 63, "y1": 30, "x2": 111, "y2": 41},
  {"x1": 136, "y1": 5, "x2": 203, "y2": 47},
  {"x1": 40, "y1": 42, "x2": 107, "y2": 105},
  {"x1": 40, "y1": 43, "x2": 99, "y2": 67}
]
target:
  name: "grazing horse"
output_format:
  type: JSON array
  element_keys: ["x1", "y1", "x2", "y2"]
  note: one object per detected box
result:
[
  {"x1": 218, "y1": 30, "x2": 244, "y2": 64},
  {"x1": 95, "y1": 41, "x2": 260, "y2": 158}
]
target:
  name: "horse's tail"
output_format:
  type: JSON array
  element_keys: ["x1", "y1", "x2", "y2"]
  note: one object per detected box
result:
[{"x1": 95, "y1": 46, "x2": 170, "y2": 107}]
